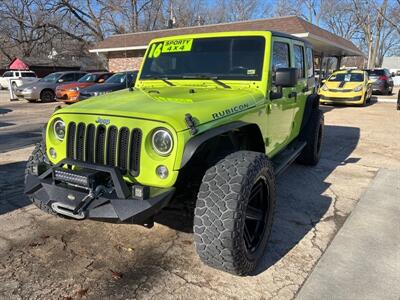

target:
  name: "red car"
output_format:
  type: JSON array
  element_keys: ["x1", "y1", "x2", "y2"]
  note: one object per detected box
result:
[{"x1": 56, "y1": 72, "x2": 113, "y2": 103}]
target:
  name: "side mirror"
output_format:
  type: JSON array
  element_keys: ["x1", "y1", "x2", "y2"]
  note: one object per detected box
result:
[
  {"x1": 274, "y1": 68, "x2": 298, "y2": 87},
  {"x1": 98, "y1": 78, "x2": 105, "y2": 83},
  {"x1": 391, "y1": 72, "x2": 395, "y2": 77},
  {"x1": 368, "y1": 80, "x2": 373, "y2": 84},
  {"x1": 321, "y1": 79, "x2": 326, "y2": 84},
  {"x1": 58, "y1": 79, "x2": 64, "y2": 83}
]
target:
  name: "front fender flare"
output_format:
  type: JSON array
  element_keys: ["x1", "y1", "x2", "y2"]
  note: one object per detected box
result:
[{"x1": 180, "y1": 121, "x2": 254, "y2": 168}]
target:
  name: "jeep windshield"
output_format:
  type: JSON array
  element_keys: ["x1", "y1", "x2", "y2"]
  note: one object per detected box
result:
[{"x1": 140, "y1": 36, "x2": 265, "y2": 81}]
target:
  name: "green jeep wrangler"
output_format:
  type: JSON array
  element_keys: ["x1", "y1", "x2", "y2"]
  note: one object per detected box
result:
[{"x1": 25, "y1": 31, "x2": 324, "y2": 275}]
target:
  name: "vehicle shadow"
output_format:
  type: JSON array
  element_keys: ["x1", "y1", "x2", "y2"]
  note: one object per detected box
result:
[
  {"x1": 156, "y1": 124, "x2": 360, "y2": 275},
  {"x1": 0, "y1": 161, "x2": 31, "y2": 215},
  {"x1": 0, "y1": 130, "x2": 41, "y2": 153},
  {"x1": 0, "y1": 107, "x2": 12, "y2": 115},
  {"x1": 321, "y1": 98, "x2": 376, "y2": 113}
]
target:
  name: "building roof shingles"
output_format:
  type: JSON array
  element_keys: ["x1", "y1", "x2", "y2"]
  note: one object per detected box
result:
[{"x1": 92, "y1": 16, "x2": 362, "y2": 56}]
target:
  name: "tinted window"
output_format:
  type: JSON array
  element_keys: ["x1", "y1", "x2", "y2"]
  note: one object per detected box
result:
[
  {"x1": 141, "y1": 36, "x2": 265, "y2": 80},
  {"x1": 306, "y1": 47, "x2": 314, "y2": 78},
  {"x1": 99, "y1": 73, "x2": 113, "y2": 81},
  {"x1": 15, "y1": 72, "x2": 20, "y2": 77},
  {"x1": 22, "y1": 72, "x2": 36, "y2": 77},
  {"x1": 272, "y1": 42, "x2": 290, "y2": 69},
  {"x1": 366, "y1": 70, "x2": 384, "y2": 76},
  {"x1": 61, "y1": 73, "x2": 76, "y2": 82},
  {"x1": 328, "y1": 73, "x2": 364, "y2": 82},
  {"x1": 2, "y1": 72, "x2": 12, "y2": 77},
  {"x1": 294, "y1": 45, "x2": 305, "y2": 78},
  {"x1": 75, "y1": 73, "x2": 86, "y2": 81},
  {"x1": 78, "y1": 74, "x2": 97, "y2": 83},
  {"x1": 106, "y1": 73, "x2": 127, "y2": 84}
]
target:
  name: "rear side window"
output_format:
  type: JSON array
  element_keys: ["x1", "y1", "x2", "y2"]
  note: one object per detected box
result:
[
  {"x1": 294, "y1": 44, "x2": 305, "y2": 79},
  {"x1": 61, "y1": 73, "x2": 76, "y2": 82},
  {"x1": 22, "y1": 72, "x2": 36, "y2": 77},
  {"x1": 2, "y1": 71, "x2": 12, "y2": 77},
  {"x1": 306, "y1": 47, "x2": 314, "y2": 78},
  {"x1": 272, "y1": 42, "x2": 290, "y2": 70}
]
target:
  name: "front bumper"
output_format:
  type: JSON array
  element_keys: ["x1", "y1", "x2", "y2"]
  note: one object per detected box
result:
[
  {"x1": 25, "y1": 159, "x2": 175, "y2": 223},
  {"x1": 320, "y1": 94, "x2": 363, "y2": 103},
  {"x1": 16, "y1": 89, "x2": 39, "y2": 100}
]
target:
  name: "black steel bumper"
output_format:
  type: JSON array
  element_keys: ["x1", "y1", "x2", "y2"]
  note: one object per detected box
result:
[{"x1": 24, "y1": 159, "x2": 175, "y2": 223}]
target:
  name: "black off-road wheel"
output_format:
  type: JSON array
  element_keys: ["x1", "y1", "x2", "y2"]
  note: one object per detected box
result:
[
  {"x1": 40, "y1": 90, "x2": 55, "y2": 102},
  {"x1": 297, "y1": 109, "x2": 324, "y2": 166},
  {"x1": 24, "y1": 142, "x2": 56, "y2": 215},
  {"x1": 194, "y1": 151, "x2": 276, "y2": 276}
]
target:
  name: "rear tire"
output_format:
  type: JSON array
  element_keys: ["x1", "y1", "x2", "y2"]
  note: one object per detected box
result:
[
  {"x1": 297, "y1": 109, "x2": 324, "y2": 166},
  {"x1": 24, "y1": 142, "x2": 56, "y2": 215},
  {"x1": 194, "y1": 151, "x2": 276, "y2": 276},
  {"x1": 40, "y1": 90, "x2": 55, "y2": 102}
]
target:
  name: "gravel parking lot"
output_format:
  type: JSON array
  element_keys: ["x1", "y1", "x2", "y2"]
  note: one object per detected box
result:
[{"x1": 0, "y1": 90, "x2": 399, "y2": 299}]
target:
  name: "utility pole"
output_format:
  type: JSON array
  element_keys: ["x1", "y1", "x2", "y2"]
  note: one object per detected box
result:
[{"x1": 167, "y1": 0, "x2": 176, "y2": 29}]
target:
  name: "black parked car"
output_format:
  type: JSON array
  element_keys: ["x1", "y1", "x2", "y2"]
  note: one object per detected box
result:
[
  {"x1": 365, "y1": 68, "x2": 394, "y2": 95},
  {"x1": 78, "y1": 71, "x2": 138, "y2": 100}
]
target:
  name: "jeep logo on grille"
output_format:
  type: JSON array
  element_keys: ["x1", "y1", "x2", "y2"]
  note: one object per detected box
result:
[{"x1": 95, "y1": 117, "x2": 110, "y2": 125}]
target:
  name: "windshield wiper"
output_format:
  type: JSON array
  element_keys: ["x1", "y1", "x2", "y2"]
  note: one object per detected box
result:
[
  {"x1": 142, "y1": 75, "x2": 175, "y2": 86},
  {"x1": 181, "y1": 74, "x2": 231, "y2": 89}
]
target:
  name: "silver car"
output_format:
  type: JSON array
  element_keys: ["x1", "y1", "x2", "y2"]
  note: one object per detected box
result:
[{"x1": 15, "y1": 71, "x2": 87, "y2": 102}]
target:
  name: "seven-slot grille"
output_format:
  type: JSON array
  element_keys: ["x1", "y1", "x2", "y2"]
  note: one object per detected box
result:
[{"x1": 66, "y1": 122, "x2": 142, "y2": 176}]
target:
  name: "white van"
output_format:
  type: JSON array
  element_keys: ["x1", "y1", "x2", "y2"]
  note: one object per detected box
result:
[{"x1": 0, "y1": 70, "x2": 39, "y2": 90}]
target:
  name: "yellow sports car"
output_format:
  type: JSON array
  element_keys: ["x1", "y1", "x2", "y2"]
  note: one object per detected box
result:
[{"x1": 319, "y1": 70, "x2": 372, "y2": 106}]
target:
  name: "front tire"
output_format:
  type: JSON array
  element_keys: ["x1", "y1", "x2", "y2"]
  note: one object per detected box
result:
[
  {"x1": 194, "y1": 151, "x2": 276, "y2": 276},
  {"x1": 40, "y1": 90, "x2": 55, "y2": 102},
  {"x1": 25, "y1": 142, "x2": 56, "y2": 215},
  {"x1": 297, "y1": 109, "x2": 324, "y2": 165}
]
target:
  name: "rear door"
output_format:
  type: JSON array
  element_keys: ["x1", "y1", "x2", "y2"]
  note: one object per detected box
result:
[
  {"x1": 266, "y1": 37, "x2": 297, "y2": 156},
  {"x1": 291, "y1": 41, "x2": 310, "y2": 138}
]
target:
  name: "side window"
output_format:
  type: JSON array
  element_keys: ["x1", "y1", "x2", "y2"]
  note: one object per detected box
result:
[
  {"x1": 61, "y1": 73, "x2": 75, "y2": 82},
  {"x1": 306, "y1": 47, "x2": 314, "y2": 78},
  {"x1": 3, "y1": 71, "x2": 12, "y2": 77},
  {"x1": 15, "y1": 72, "x2": 20, "y2": 77},
  {"x1": 75, "y1": 73, "x2": 85, "y2": 81},
  {"x1": 294, "y1": 45, "x2": 305, "y2": 79},
  {"x1": 22, "y1": 72, "x2": 36, "y2": 77},
  {"x1": 272, "y1": 41, "x2": 290, "y2": 70}
]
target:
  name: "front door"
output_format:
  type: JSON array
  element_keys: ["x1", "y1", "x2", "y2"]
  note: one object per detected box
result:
[{"x1": 266, "y1": 38, "x2": 297, "y2": 156}]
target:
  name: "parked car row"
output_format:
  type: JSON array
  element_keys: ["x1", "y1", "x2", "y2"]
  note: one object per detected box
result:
[{"x1": 9, "y1": 70, "x2": 138, "y2": 103}]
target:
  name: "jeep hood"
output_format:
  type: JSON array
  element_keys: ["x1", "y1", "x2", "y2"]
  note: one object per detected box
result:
[{"x1": 56, "y1": 86, "x2": 263, "y2": 131}]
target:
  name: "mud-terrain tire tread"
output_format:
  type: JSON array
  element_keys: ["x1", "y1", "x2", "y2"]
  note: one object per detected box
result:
[
  {"x1": 297, "y1": 109, "x2": 324, "y2": 165},
  {"x1": 24, "y1": 142, "x2": 56, "y2": 215},
  {"x1": 194, "y1": 151, "x2": 276, "y2": 275}
]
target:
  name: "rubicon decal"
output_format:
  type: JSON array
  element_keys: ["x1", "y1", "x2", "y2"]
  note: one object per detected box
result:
[{"x1": 212, "y1": 103, "x2": 252, "y2": 120}]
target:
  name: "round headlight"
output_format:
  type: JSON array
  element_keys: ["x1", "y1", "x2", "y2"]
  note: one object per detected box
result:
[
  {"x1": 53, "y1": 119, "x2": 65, "y2": 140},
  {"x1": 152, "y1": 128, "x2": 173, "y2": 156}
]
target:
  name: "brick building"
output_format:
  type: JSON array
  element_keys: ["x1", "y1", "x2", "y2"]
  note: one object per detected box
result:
[{"x1": 90, "y1": 15, "x2": 364, "y2": 75}]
